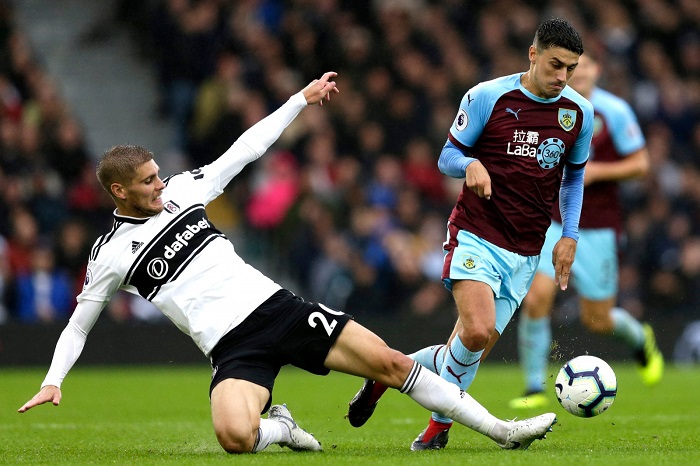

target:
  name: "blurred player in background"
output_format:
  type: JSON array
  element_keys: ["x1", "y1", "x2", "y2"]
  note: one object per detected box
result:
[
  {"x1": 509, "y1": 52, "x2": 663, "y2": 410},
  {"x1": 347, "y1": 18, "x2": 593, "y2": 450},
  {"x1": 18, "y1": 72, "x2": 558, "y2": 454}
]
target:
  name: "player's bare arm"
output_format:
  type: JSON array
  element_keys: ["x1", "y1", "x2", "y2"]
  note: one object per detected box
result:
[
  {"x1": 583, "y1": 148, "x2": 649, "y2": 186},
  {"x1": 301, "y1": 71, "x2": 339, "y2": 106},
  {"x1": 18, "y1": 385, "x2": 61, "y2": 413},
  {"x1": 465, "y1": 160, "x2": 492, "y2": 200},
  {"x1": 552, "y1": 236, "x2": 577, "y2": 290}
]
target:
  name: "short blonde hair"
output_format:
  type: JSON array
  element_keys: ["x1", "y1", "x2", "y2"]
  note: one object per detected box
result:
[{"x1": 96, "y1": 145, "x2": 154, "y2": 196}]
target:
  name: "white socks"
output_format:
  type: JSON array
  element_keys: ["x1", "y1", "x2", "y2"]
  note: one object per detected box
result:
[
  {"x1": 253, "y1": 418, "x2": 291, "y2": 452},
  {"x1": 400, "y1": 361, "x2": 506, "y2": 442}
]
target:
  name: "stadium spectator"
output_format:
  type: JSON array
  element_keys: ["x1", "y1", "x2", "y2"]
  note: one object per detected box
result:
[
  {"x1": 53, "y1": 218, "x2": 93, "y2": 301},
  {"x1": 15, "y1": 241, "x2": 72, "y2": 323},
  {"x1": 149, "y1": 0, "x2": 225, "y2": 152},
  {"x1": 0, "y1": 233, "x2": 8, "y2": 323},
  {"x1": 18, "y1": 72, "x2": 558, "y2": 455}
]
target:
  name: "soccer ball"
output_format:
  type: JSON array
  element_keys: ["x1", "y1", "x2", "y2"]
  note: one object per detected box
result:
[{"x1": 554, "y1": 355, "x2": 617, "y2": 418}]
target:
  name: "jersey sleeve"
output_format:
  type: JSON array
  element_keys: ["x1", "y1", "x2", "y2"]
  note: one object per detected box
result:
[
  {"x1": 183, "y1": 92, "x2": 308, "y2": 205},
  {"x1": 41, "y1": 300, "x2": 106, "y2": 388},
  {"x1": 567, "y1": 99, "x2": 594, "y2": 167},
  {"x1": 78, "y1": 260, "x2": 124, "y2": 304},
  {"x1": 606, "y1": 100, "x2": 646, "y2": 156},
  {"x1": 448, "y1": 83, "x2": 495, "y2": 149}
]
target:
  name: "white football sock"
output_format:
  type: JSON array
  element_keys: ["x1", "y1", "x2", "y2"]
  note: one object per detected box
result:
[
  {"x1": 253, "y1": 418, "x2": 291, "y2": 452},
  {"x1": 400, "y1": 361, "x2": 506, "y2": 442}
]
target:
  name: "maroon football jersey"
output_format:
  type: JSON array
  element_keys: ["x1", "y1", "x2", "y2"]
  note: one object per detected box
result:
[{"x1": 447, "y1": 74, "x2": 593, "y2": 256}]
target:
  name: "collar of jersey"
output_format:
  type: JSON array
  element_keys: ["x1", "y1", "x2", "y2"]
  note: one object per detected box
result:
[
  {"x1": 518, "y1": 77, "x2": 563, "y2": 103},
  {"x1": 113, "y1": 209, "x2": 150, "y2": 224}
]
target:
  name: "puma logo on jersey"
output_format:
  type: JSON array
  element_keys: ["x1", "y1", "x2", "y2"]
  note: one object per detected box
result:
[
  {"x1": 131, "y1": 241, "x2": 144, "y2": 253},
  {"x1": 505, "y1": 108, "x2": 521, "y2": 120}
]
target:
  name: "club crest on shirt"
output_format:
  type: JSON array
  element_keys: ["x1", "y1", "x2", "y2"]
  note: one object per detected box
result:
[
  {"x1": 164, "y1": 200, "x2": 180, "y2": 214},
  {"x1": 462, "y1": 254, "x2": 478, "y2": 270},
  {"x1": 558, "y1": 108, "x2": 577, "y2": 131},
  {"x1": 455, "y1": 108, "x2": 468, "y2": 131}
]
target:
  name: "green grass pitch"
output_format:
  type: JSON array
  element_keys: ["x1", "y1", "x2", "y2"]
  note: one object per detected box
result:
[{"x1": 2, "y1": 363, "x2": 699, "y2": 465}]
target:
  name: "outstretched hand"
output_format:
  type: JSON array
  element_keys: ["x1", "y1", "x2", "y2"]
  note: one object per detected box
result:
[
  {"x1": 18, "y1": 385, "x2": 61, "y2": 413},
  {"x1": 302, "y1": 71, "x2": 339, "y2": 106}
]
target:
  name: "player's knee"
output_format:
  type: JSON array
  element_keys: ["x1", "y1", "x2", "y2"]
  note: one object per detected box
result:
[
  {"x1": 216, "y1": 426, "x2": 257, "y2": 454},
  {"x1": 457, "y1": 327, "x2": 490, "y2": 351},
  {"x1": 376, "y1": 349, "x2": 414, "y2": 388}
]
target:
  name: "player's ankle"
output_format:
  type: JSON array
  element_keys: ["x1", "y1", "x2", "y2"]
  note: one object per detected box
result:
[
  {"x1": 370, "y1": 382, "x2": 389, "y2": 404},
  {"x1": 424, "y1": 418, "x2": 452, "y2": 440}
]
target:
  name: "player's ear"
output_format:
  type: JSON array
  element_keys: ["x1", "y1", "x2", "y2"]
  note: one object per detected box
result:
[
  {"x1": 528, "y1": 45, "x2": 537, "y2": 64},
  {"x1": 111, "y1": 182, "x2": 127, "y2": 200}
]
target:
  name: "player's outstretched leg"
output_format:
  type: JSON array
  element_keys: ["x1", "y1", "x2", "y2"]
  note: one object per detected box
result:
[
  {"x1": 400, "y1": 361, "x2": 557, "y2": 450},
  {"x1": 347, "y1": 345, "x2": 445, "y2": 428},
  {"x1": 498, "y1": 413, "x2": 558, "y2": 450},
  {"x1": 636, "y1": 323, "x2": 664, "y2": 386},
  {"x1": 268, "y1": 404, "x2": 322, "y2": 451}
]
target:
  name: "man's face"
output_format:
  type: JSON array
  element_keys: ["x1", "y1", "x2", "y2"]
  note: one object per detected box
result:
[
  {"x1": 115, "y1": 160, "x2": 165, "y2": 217},
  {"x1": 528, "y1": 45, "x2": 580, "y2": 99},
  {"x1": 568, "y1": 53, "x2": 599, "y2": 98}
]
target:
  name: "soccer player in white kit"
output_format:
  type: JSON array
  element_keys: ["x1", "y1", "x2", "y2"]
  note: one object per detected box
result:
[{"x1": 18, "y1": 72, "x2": 557, "y2": 454}]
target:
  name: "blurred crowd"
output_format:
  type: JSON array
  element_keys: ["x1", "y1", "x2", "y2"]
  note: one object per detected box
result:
[{"x1": 0, "y1": 1, "x2": 699, "y2": 335}]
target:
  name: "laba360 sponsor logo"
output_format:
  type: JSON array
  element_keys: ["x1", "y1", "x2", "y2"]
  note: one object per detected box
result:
[
  {"x1": 147, "y1": 219, "x2": 211, "y2": 279},
  {"x1": 506, "y1": 130, "x2": 565, "y2": 169}
]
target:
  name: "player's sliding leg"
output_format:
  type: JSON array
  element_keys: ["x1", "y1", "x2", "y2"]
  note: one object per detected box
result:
[
  {"x1": 332, "y1": 322, "x2": 556, "y2": 450},
  {"x1": 401, "y1": 361, "x2": 556, "y2": 450},
  {"x1": 265, "y1": 404, "x2": 322, "y2": 451},
  {"x1": 211, "y1": 379, "x2": 320, "y2": 453},
  {"x1": 347, "y1": 345, "x2": 447, "y2": 428},
  {"x1": 347, "y1": 344, "x2": 446, "y2": 428}
]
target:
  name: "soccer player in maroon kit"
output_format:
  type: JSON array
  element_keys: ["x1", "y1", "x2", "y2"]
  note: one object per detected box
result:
[
  {"x1": 510, "y1": 52, "x2": 662, "y2": 411},
  {"x1": 347, "y1": 18, "x2": 594, "y2": 450}
]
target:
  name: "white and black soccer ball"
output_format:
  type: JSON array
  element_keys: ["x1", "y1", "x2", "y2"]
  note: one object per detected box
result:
[{"x1": 555, "y1": 355, "x2": 617, "y2": 418}]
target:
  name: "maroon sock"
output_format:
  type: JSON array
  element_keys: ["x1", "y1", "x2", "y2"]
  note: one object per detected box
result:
[{"x1": 369, "y1": 382, "x2": 389, "y2": 404}]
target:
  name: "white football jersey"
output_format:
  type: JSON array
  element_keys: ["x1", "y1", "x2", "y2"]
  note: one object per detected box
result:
[
  {"x1": 81, "y1": 169, "x2": 281, "y2": 356},
  {"x1": 40, "y1": 92, "x2": 308, "y2": 389}
]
